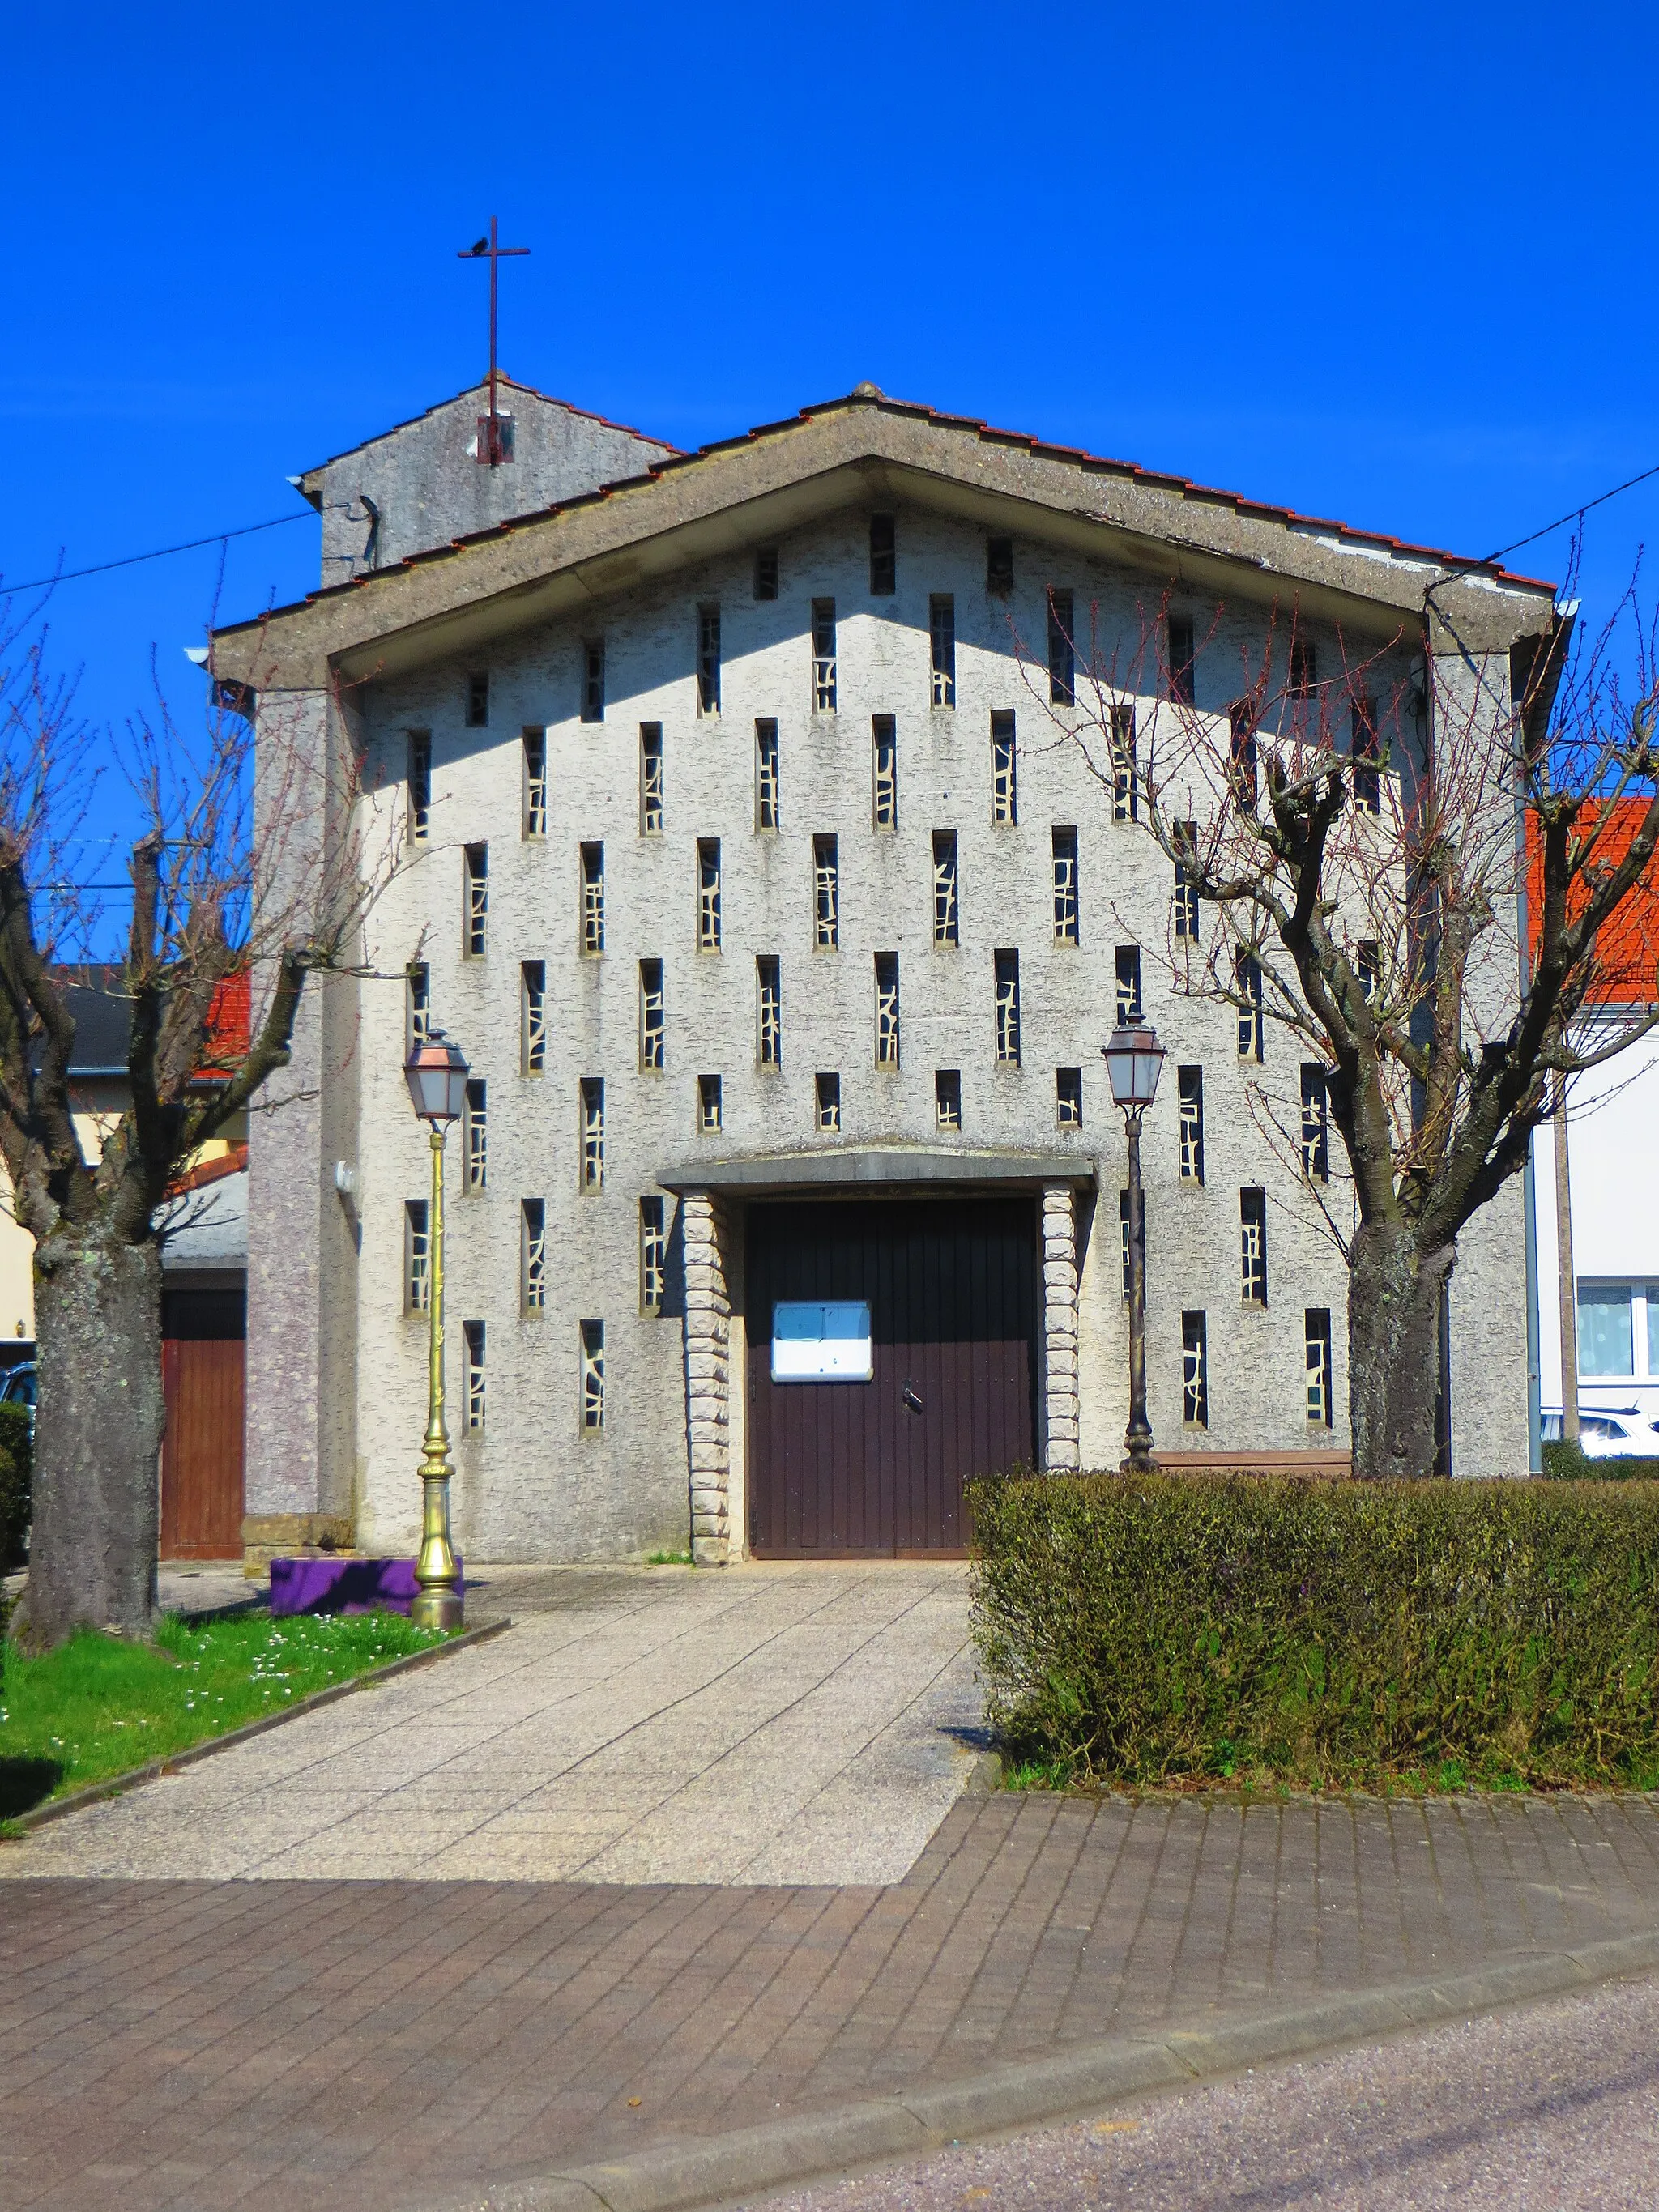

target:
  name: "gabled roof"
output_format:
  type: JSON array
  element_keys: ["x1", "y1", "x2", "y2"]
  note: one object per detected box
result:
[{"x1": 212, "y1": 386, "x2": 1561, "y2": 690}]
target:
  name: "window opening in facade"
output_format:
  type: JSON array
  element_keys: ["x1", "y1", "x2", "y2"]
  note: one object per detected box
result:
[
  {"x1": 1229, "y1": 701, "x2": 1260, "y2": 807},
  {"x1": 930, "y1": 595, "x2": 956, "y2": 708},
  {"x1": 464, "y1": 1078, "x2": 488, "y2": 1191},
  {"x1": 580, "y1": 842, "x2": 605, "y2": 955},
  {"x1": 521, "y1": 961, "x2": 545, "y2": 1073},
  {"x1": 755, "y1": 718, "x2": 780, "y2": 830},
  {"x1": 754, "y1": 546, "x2": 779, "y2": 601},
  {"x1": 407, "y1": 963, "x2": 430, "y2": 1052},
  {"x1": 697, "y1": 839, "x2": 723, "y2": 951},
  {"x1": 932, "y1": 830, "x2": 959, "y2": 944},
  {"x1": 1052, "y1": 827, "x2": 1080, "y2": 945},
  {"x1": 698, "y1": 1072, "x2": 723, "y2": 1132},
  {"x1": 1288, "y1": 638, "x2": 1316, "y2": 699},
  {"x1": 1182, "y1": 1309, "x2": 1209, "y2": 1425},
  {"x1": 994, "y1": 949, "x2": 1021, "y2": 1064},
  {"x1": 869, "y1": 514, "x2": 896, "y2": 595},
  {"x1": 935, "y1": 1068, "x2": 962, "y2": 1129},
  {"x1": 1115, "y1": 944, "x2": 1142, "y2": 1024},
  {"x1": 522, "y1": 727, "x2": 547, "y2": 838},
  {"x1": 1580, "y1": 1283, "x2": 1645, "y2": 1376},
  {"x1": 582, "y1": 638, "x2": 605, "y2": 723},
  {"x1": 1047, "y1": 589, "x2": 1076, "y2": 705},
  {"x1": 757, "y1": 955, "x2": 783, "y2": 1068},
  {"x1": 580, "y1": 1320, "x2": 605, "y2": 1430},
  {"x1": 1174, "y1": 859, "x2": 1200, "y2": 941},
  {"x1": 1119, "y1": 1188, "x2": 1146, "y2": 1299},
  {"x1": 813, "y1": 834, "x2": 839, "y2": 948},
  {"x1": 463, "y1": 842, "x2": 488, "y2": 957},
  {"x1": 1166, "y1": 614, "x2": 1196, "y2": 705},
  {"x1": 991, "y1": 709, "x2": 1017, "y2": 824},
  {"x1": 872, "y1": 714, "x2": 898, "y2": 827},
  {"x1": 1056, "y1": 1066, "x2": 1083, "y2": 1127},
  {"x1": 875, "y1": 952, "x2": 901, "y2": 1068},
  {"x1": 697, "y1": 606, "x2": 721, "y2": 715},
  {"x1": 408, "y1": 731, "x2": 432, "y2": 842},
  {"x1": 1357, "y1": 940, "x2": 1380, "y2": 1001},
  {"x1": 640, "y1": 1196, "x2": 667, "y2": 1314},
  {"x1": 463, "y1": 1319, "x2": 485, "y2": 1433},
  {"x1": 639, "y1": 960, "x2": 666, "y2": 1071},
  {"x1": 816, "y1": 1072, "x2": 841, "y2": 1131},
  {"x1": 1240, "y1": 1187, "x2": 1268, "y2": 1303},
  {"x1": 1351, "y1": 699, "x2": 1380, "y2": 812},
  {"x1": 466, "y1": 671, "x2": 489, "y2": 728},
  {"x1": 1300, "y1": 1064, "x2": 1330, "y2": 1180},
  {"x1": 987, "y1": 535, "x2": 1013, "y2": 596},
  {"x1": 1237, "y1": 951, "x2": 1264, "y2": 1059},
  {"x1": 404, "y1": 1199, "x2": 429, "y2": 1312},
  {"x1": 1111, "y1": 705, "x2": 1137, "y2": 820},
  {"x1": 1306, "y1": 1308, "x2": 1333, "y2": 1426},
  {"x1": 580, "y1": 1077, "x2": 605, "y2": 1191},
  {"x1": 640, "y1": 722, "x2": 664, "y2": 834},
  {"x1": 1178, "y1": 1065, "x2": 1204, "y2": 1183},
  {"x1": 522, "y1": 1198, "x2": 547, "y2": 1311},
  {"x1": 812, "y1": 598, "x2": 838, "y2": 712}
]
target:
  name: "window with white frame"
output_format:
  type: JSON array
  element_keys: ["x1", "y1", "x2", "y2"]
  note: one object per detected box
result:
[
  {"x1": 580, "y1": 842, "x2": 604, "y2": 956},
  {"x1": 1052, "y1": 827, "x2": 1079, "y2": 945},
  {"x1": 580, "y1": 1319, "x2": 605, "y2": 1430},
  {"x1": 1173, "y1": 822, "x2": 1200, "y2": 940},
  {"x1": 464, "y1": 1079, "x2": 487, "y2": 1191},
  {"x1": 1119, "y1": 1188, "x2": 1146, "y2": 1300},
  {"x1": 875, "y1": 952, "x2": 901, "y2": 1068},
  {"x1": 463, "y1": 1320, "x2": 486, "y2": 1433},
  {"x1": 755, "y1": 718, "x2": 780, "y2": 830},
  {"x1": 1306, "y1": 1309, "x2": 1333, "y2": 1426},
  {"x1": 1056, "y1": 1067, "x2": 1082, "y2": 1127},
  {"x1": 1229, "y1": 701, "x2": 1259, "y2": 808},
  {"x1": 1237, "y1": 951, "x2": 1264, "y2": 1059},
  {"x1": 521, "y1": 961, "x2": 545, "y2": 1074},
  {"x1": 932, "y1": 830, "x2": 958, "y2": 944},
  {"x1": 639, "y1": 960, "x2": 665, "y2": 1071},
  {"x1": 812, "y1": 599, "x2": 838, "y2": 712},
  {"x1": 463, "y1": 842, "x2": 488, "y2": 957},
  {"x1": 1111, "y1": 705, "x2": 1137, "y2": 820},
  {"x1": 697, "y1": 839, "x2": 723, "y2": 952},
  {"x1": 580, "y1": 1077, "x2": 605, "y2": 1191},
  {"x1": 930, "y1": 595, "x2": 956, "y2": 708},
  {"x1": 991, "y1": 709, "x2": 1017, "y2": 824},
  {"x1": 813, "y1": 835, "x2": 839, "y2": 948},
  {"x1": 522, "y1": 1199, "x2": 547, "y2": 1312},
  {"x1": 697, "y1": 1072, "x2": 723, "y2": 1132},
  {"x1": 1240, "y1": 1187, "x2": 1268, "y2": 1304},
  {"x1": 1182, "y1": 1310, "x2": 1209, "y2": 1425},
  {"x1": 522, "y1": 727, "x2": 547, "y2": 838},
  {"x1": 404, "y1": 1199, "x2": 429, "y2": 1312},
  {"x1": 872, "y1": 715, "x2": 898, "y2": 828},
  {"x1": 640, "y1": 722, "x2": 664, "y2": 834},
  {"x1": 640, "y1": 1196, "x2": 667, "y2": 1315},
  {"x1": 1300, "y1": 1064, "x2": 1329, "y2": 1181},
  {"x1": 757, "y1": 956, "x2": 783, "y2": 1068},
  {"x1": 936, "y1": 1069, "x2": 962, "y2": 1129},
  {"x1": 815, "y1": 1071, "x2": 841, "y2": 1131},
  {"x1": 1178, "y1": 1065, "x2": 1204, "y2": 1183},
  {"x1": 1576, "y1": 1283, "x2": 1659, "y2": 1379},
  {"x1": 994, "y1": 949, "x2": 1020, "y2": 1065},
  {"x1": 407, "y1": 963, "x2": 430, "y2": 1051},
  {"x1": 1115, "y1": 944, "x2": 1141, "y2": 1025}
]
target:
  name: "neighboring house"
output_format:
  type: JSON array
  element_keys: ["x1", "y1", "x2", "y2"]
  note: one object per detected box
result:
[
  {"x1": 210, "y1": 379, "x2": 1563, "y2": 1568},
  {"x1": 1531, "y1": 800, "x2": 1659, "y2": 1445}
]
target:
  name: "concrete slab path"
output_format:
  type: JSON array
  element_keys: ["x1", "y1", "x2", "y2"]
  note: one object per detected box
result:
[{"x1": 0, "y1": 1562, "x2": 981, "y2": 1886}]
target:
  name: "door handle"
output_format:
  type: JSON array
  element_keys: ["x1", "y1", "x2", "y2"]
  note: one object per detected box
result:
[{"x1": 902, "y1": 1384, "x2": 923, "y2": 1415}]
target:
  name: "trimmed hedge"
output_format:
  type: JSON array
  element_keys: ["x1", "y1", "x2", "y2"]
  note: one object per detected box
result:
[
  {"x1": 970, "y1": 1469, "x2": 1659, "y2": 1791},
  {"x1": 1542, "y1": 1438, "x2": 1659, "y2": 1481},
  {"x1": 0, "y1": 1399, "x2": 29, "y2": 1572}
]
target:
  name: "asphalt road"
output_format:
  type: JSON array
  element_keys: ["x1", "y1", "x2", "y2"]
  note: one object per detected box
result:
[{"x1": 756, "y1": 1972, "x2": 1659, "y2": 2210}]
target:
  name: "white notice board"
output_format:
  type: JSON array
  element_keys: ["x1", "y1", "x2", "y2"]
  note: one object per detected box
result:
[{"x1": 771, "y1": 1300, "x2": 873, "y2": 1382}]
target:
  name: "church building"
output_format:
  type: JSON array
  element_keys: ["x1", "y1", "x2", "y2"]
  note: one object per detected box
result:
[{"x1": 210, "y1": 376, "x2": 1558, "y2": 1566}]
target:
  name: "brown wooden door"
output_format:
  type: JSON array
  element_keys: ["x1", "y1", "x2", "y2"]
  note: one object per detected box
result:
[
  {"x1": 747, "y1": 1197, "x2": 1037, "y2": 1557},
  {"x1": 160, "y1": 1285, "x2": 246, "y2": 1560}
]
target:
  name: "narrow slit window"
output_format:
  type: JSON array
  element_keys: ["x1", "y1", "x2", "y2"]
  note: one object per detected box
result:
[
  {"x1": 1300, "y1": 1064, "x2": 1330, "y2": 1181},
  {"x1": 1173, "y1": 822, "x2": 1201, "y2": 941},
  {"x1": 580, "y1": 1319, "x2": 605, "y2": 1430},
  {"x1": 639, "y1": 959, "x2": 665, "y2": 1071},
  {"x1": 994, "y1": 949, "x2": 1021, "y2": 1065},
  {"x1": 869, "y1": 514, "x2": 896, "y2": 595},
  {"x1": 816, "y1": 1072, "x2": 841, "y2": 1131},
  {"x1": 1178, "y1": 1066, "x2": 1204, "y2": 1183},
  {"x1": 407, "y1": 963, "x2": 430, "y2": 1051},
  {"x1": 466, "y1": 671, "x2": 489, "y2": 728},
  {"x1": 936, "y1": 1068, "x2": 962, "y2": 1129},
  {"x1": 754, "y1": 546, "x2": 779, "y2": 601},
  {"x1": 580, "y1": 1077, "x2": 605, "y2": 1191},
  {"x1": 932, "y1": 831, "x2": 958, "y2": 944},
  {"x1": 1115, "y1": 944, "x2": 1142, "y2": 1025},
  {"x1": 697, "y1": 839, "x2": 723, "y2": 951},
  {"x1": 582, "y1": 638, "x2": 605, "y2": 723},
  {"x1": 1052, "y1": 827, "x2": 1079, "y2": 945},
  {"x1": 521, "y1": 961, "x2": 545, "y2": 1074},
  {"x1": 1236, "y1": 952, "x2": 1264, "y2": 1060},
  {"x1": 991, "y1": 709, "x2": 1017, "y2": 824},
  {"x1": 1241, "y1": 1187, "x2": 1268, "y2": 1304},
  {"x1": 1182, "y1": 1311, "x2": 1209, "y2": 1425},
  {"x1": 1056, "y1": 1067, "x2": 1083, "y2": 1128},
  {"x1": 580, "y1": 842, "x2": 605, "y2": 956},
  {"x1": 872, "y1": 714, "x2": 898, "y2": 828},
  {"x1": 1120, "y1": 1188, "x2": 1147, "y2": 1300},
  {"x1": 1166, "y1": 614, "x2": 1196, "y2": 705},
  {"x1": 463, "y1": 842, "x2": 488, "y2": 957},
  {"x1": 1357, "y1": 940, "x2": 1380, "y2": 1002},
  {"x1": 404, "y1": 1199, "x2": 429, "y2": 1312},
  {"x1": 755, "y1": 718, "x2": 780, "y2": 831},
  {"x1": 522, "y1": 1199, "x2": 546, "y2": 1312},
  {"x1": 813, "y1": 835, "x2": 839, "y2": 948},
  {"x1": 757, "y1": 955, "x2": 783, "y2": 1068},
  {"x1": 697, "y1": 605, "x2": 721, "y2": 716},
  {"x1": 697, "y1": 1072, "x2": 723, "y2": 1132},
  {"x1": 640, "y1": 1196, "x2": 667, "y2": 1315},
  {"x1": 522, "y1": 727, "x2": 547, "y2": 838},
  {"x1": 1111, "y1": 705, "x2": 1137, "y2": 820},
  {"x1": 987, "y1": 535, "x2": 1013, "y2": 596},
  {"x1": 1288, "y1": 639, "x2": 1316, "y2": 700},
  {"x1": 463, "y1": 1320, "x2": 485, "y2": 1434},
  {"x1": 812, "y1": 598, "x2": 838, "y2": 712},
  {"x1": 1228, "y1": 702, "x2": 1260, "y2": 808},
  {"x1": 1351, "y1": 699, "x2": 1380, "y2": 812},
  {"x1": 930, "y1": 595, "x2": 956, "y2": 708},
  {"x1": 1306, "y1": 1309, "x2": 1333, "y2": 1427},
  {"x1": 408, "y1": 731, "x2": 432, "y2": 843},
  {"x1": 875, "y1": 952, "x2": 901, "y2": 1068},
  {"x1": 640, "y1": 722, "x2": 664, "y2": 835},
  {"x1": 464, "y1": 1078, "x2": 488, "y2": 1191},
  {"x1": 1047, "y1": 589, "x2": 1075, "y2": 706}
]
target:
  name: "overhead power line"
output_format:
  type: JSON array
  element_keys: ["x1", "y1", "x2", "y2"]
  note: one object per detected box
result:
[
  {"x1": 1483, "y1": 458, "x2": 1659, "y2": 565},
  {"x1": 2, "y1": 510, "x2": 312, "y2": 596}
]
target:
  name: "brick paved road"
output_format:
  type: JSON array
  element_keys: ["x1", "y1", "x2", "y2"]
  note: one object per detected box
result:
[{"x1": 7, "y1": 1791, "x2": 1659, "y2": 2210}]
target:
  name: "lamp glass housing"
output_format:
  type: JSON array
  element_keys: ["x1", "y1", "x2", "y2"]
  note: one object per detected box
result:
[
  {"x1": 1102, "y1": 1017, "x2": 1165, "y2": 1109},
  {"x1": 404, "y1": 1034, "x2": 471, "y2": 1124}
]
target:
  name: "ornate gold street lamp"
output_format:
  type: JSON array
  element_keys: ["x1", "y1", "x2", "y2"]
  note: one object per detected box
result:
[
  {"x1": 1102, "y1": 1016, "x2": 1166, "y2": 1473},
  {"x1": 404, "y1": 1029, "x2": 470, "y2": 1630}
]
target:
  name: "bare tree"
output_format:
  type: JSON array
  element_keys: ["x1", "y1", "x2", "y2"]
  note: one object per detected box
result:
[
  {"x1": 0, "y1": 601, "x2": 395, "y2": 1646},
  {"x1": 1028, "y1": 567, "x2": 1659, "y2": 1480}
]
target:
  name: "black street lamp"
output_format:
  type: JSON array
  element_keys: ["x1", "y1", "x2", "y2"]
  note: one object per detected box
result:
[{"x1": 1102, "y1": 1016, "x2": 1165, "y2": 1472}]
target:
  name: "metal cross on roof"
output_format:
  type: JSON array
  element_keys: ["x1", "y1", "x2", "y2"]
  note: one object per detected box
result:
[{"x1": 457, "y1": 216, "x2": 530, "y2": 467}]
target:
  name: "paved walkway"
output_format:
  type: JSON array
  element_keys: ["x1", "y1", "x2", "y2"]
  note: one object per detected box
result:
[{"x1": 2, "y1": 1564, "x2": 980, "y2": 1885}]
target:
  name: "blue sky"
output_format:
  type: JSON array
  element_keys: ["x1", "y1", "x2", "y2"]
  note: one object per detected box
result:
[{"x1": 3, "y1": 0, "x2": 1656, "y2": 890}]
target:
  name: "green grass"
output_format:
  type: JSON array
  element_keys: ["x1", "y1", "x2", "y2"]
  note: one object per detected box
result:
[
  {"x1": 0, "y1": 1609, "x2": 450, "y2": 1820},
  {"x1": 645, "y1": 1549, "x2": 694, "y2": 1566}
]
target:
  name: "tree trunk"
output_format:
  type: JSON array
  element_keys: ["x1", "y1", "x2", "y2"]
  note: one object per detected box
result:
[
  {"x1": 15, "y1": 1232, "x2": 163, "y2": 1647},
  {"x1": 1347, "y1": 1222, "x2": 1454, "y2": 1481}
]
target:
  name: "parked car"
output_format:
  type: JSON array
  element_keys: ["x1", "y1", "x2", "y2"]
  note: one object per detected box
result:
[
  {"x1": 1542, "y1": 1408, "x2": 1659, "y2": 1459},
  {"x1": 1, "y1": 1358, "x2": 36, "y2": 1439}
]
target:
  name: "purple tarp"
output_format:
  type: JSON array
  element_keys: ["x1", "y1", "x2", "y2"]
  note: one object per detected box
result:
[{"x1": 268, "y1": 1556, "x2": 465, "y2": 1617}]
